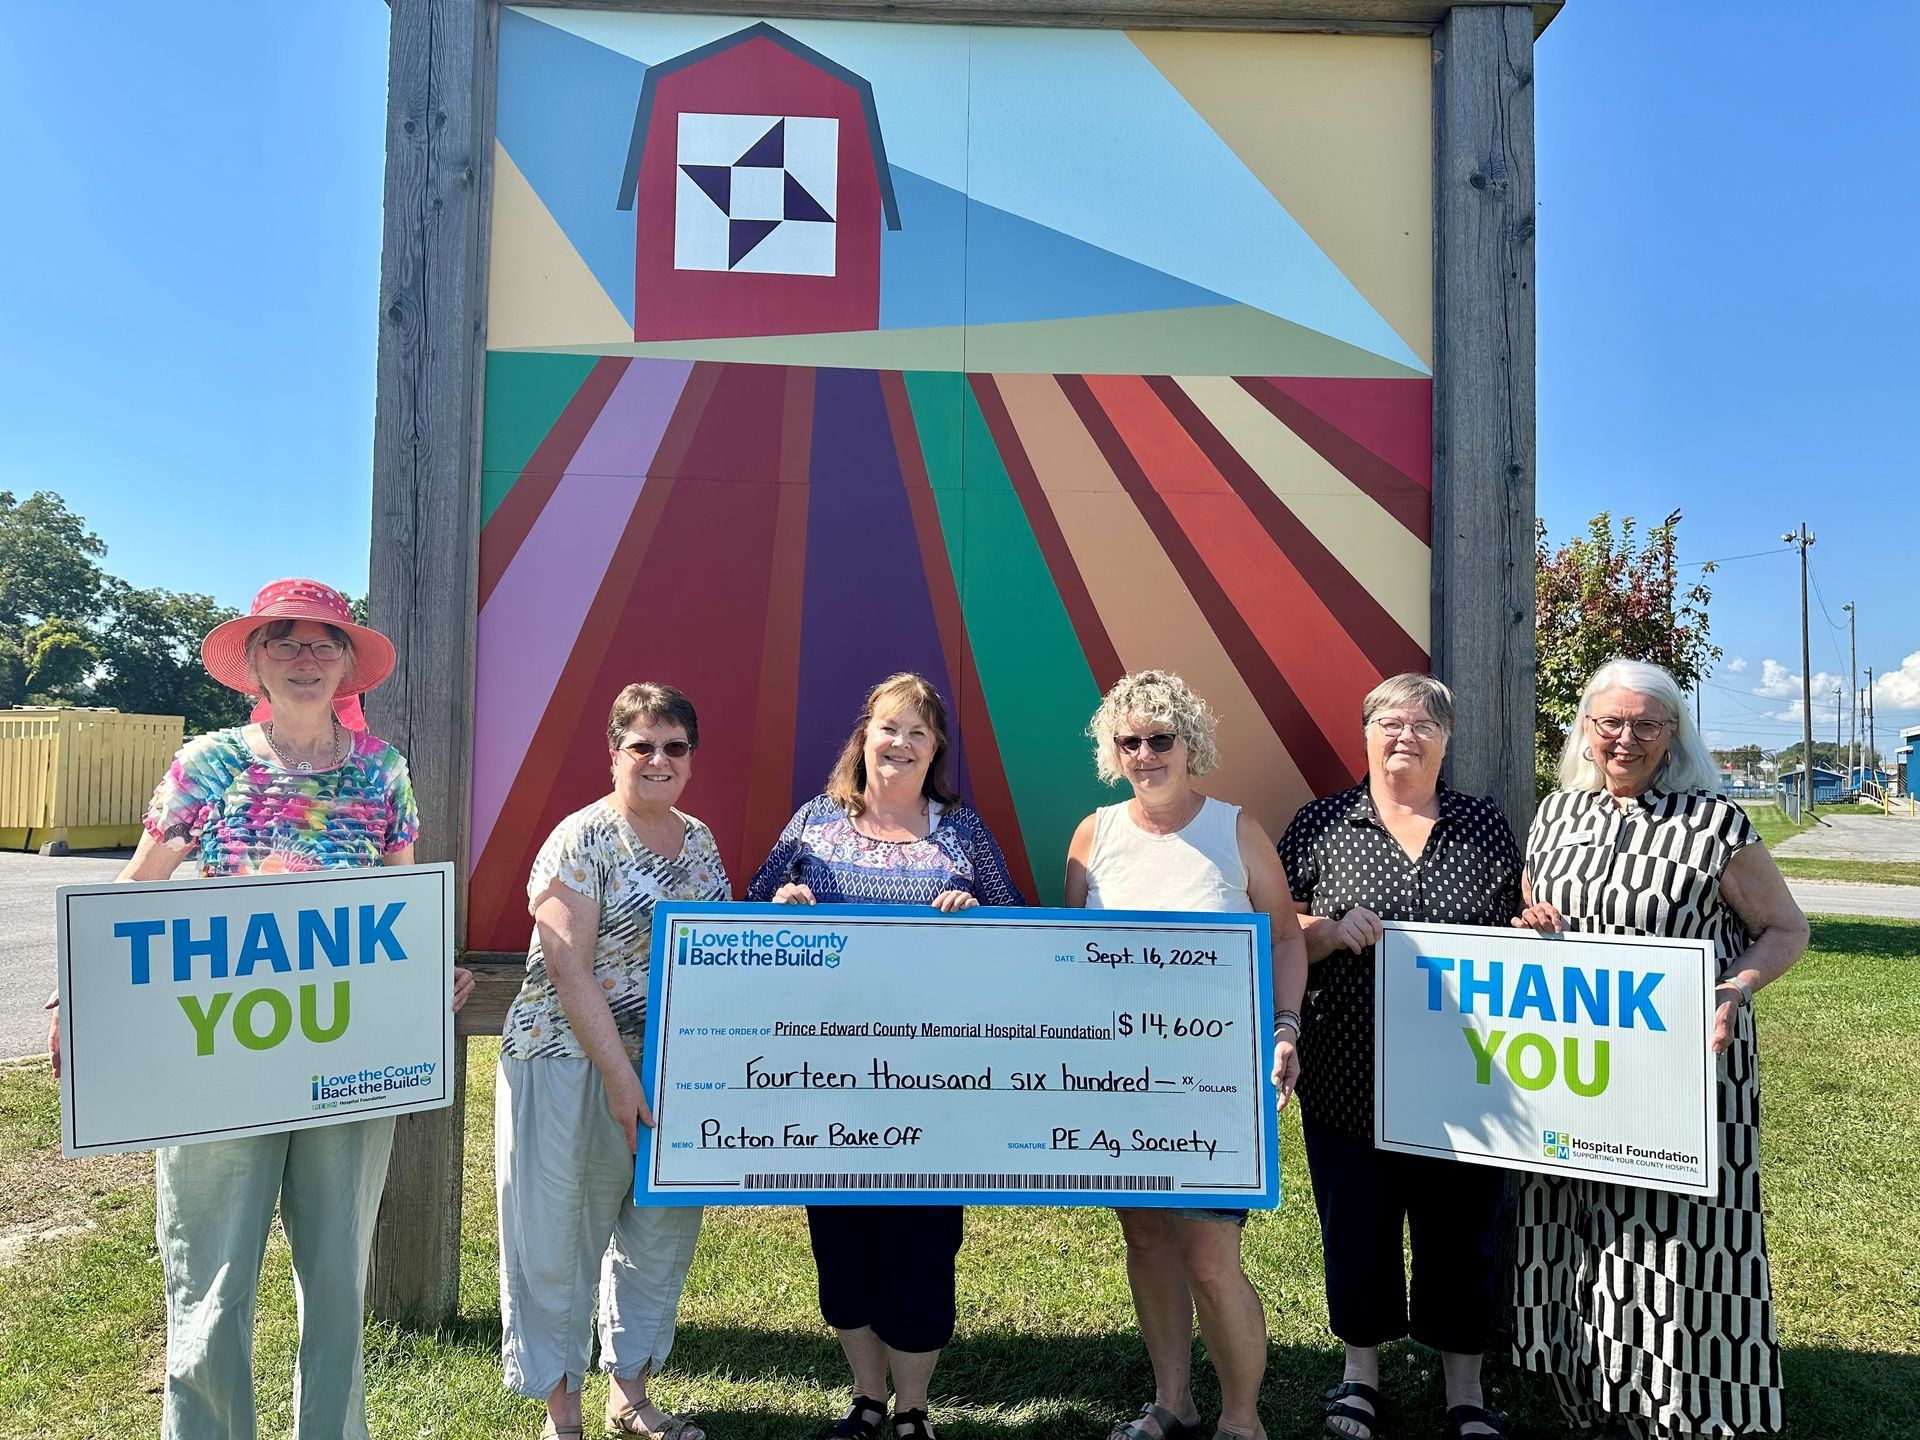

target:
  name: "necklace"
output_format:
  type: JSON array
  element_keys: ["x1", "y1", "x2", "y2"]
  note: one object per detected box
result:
[{"x1": 265, "y1": 716, "x2": 344, "y2": 773}]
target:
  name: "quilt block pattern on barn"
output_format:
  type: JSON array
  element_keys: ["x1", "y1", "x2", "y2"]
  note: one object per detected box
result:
[{"x1": 472, "y1": 5, "x2": 1435, "y2": 950}]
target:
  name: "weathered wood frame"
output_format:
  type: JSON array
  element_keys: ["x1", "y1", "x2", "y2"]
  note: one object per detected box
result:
[{"x1": 367, "y1": 0, "x2": 1546, "y2": 1323}]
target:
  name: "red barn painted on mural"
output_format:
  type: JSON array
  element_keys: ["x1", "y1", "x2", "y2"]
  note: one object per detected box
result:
[{"x1": 617, "y1": 23, "x2": 902, "y2": 342}]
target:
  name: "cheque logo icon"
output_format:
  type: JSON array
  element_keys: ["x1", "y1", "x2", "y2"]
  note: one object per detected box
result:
[
  {"x1": 1542, "y1": 1129, "x2": 1572, "y2": 1161},
  {"x1": 676, "y1": 923, "x2": 848, "y2": 970}
]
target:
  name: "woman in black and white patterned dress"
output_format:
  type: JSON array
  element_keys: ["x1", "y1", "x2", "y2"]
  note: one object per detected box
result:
[{"x1": 1511, "y1": 659, "x2": 1808, "y2": 1439}]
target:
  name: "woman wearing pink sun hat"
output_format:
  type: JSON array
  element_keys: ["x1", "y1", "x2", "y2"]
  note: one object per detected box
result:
[{"x1": 48, "y1": 577, "x2": 473, "y2": 1440}]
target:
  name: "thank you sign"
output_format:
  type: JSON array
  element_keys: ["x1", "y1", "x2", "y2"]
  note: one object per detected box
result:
[
  {"x1": 1375, "y1": 921, "x2": 1719, "y2": 1195},
  {"x1": 57, "y1": 865, "x2": 456, "y2": 1156}
]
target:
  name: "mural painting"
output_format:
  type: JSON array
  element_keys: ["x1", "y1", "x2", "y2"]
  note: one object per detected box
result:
[{"x1": 472, "y1": 7, "x2": 1435, "y2": 950}]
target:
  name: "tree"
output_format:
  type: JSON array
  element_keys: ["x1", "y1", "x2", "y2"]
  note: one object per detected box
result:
[
  {"x1": 1774, "y1": 740, "x2": 1882, "y2": 774},
  {"x1": 1713, "y1": 745, "x2": 1766, "y2": 772},
  {"x1": 0, "y1": 490, "x2": 107, "y2": 705},
  {"x1": 22, "y1": 618, "x2": 100, "y2": 701},
  {"x1": 90, "y1": 582, "x2": 247, "y2": 734},
  {"x1": 1535, "y1": 511, "x2": 1721, "y2": 793}
]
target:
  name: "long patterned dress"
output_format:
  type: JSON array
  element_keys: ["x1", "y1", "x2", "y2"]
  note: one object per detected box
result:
[{"x1": 1512, "y1": 787, "x2": 1784, "y2": 1438}]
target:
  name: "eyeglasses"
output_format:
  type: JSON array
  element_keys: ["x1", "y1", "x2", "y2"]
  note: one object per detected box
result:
[
  {"x1": 1115, "y1": 733, "x2": 1178, "y2": 754},
  {"x1": 262, "y1": 637, "x2": 347, "y2": 662},
  {"x1": 1371, "y1": 718, "x2": 1442, "y2": 741},
  {"x1": 1587, "y1": 715, "x2": 1672, "y2": 742},
  {"x1": 618, "y1": 740, "x2": 693, "y2": 759}
]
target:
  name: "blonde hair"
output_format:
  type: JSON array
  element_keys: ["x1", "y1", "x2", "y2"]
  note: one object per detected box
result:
[
  {"x1": 824, "y1": 673, "x2": 959, "y2": 818},
  {"x1": 1556, "y1": 658, "x2": 1719, "y2": 793},
  {"x1": 1088, "y1": 669, "x2": 1220, "y2": 785}
]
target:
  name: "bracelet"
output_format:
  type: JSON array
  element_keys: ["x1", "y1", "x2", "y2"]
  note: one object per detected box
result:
[
  {"x1": 1716, "y1": 976, "x2": 1754, "y2": 1008},
  {"x1": 1273, "y1": 1009, "x2": 1302, "y2": 1037}
]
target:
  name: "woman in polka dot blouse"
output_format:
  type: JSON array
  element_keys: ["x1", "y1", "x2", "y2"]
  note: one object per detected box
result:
[{"x1": 1277, "y1": 673, "x2": 1523, "y2": 1440}]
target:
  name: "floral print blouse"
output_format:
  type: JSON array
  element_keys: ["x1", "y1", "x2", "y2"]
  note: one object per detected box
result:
[
  {"x1": 144, "y1": 727, "x2": 419, "y2": 876},
  {"x1": 501, "y1": 801, "x2": 731, "y2": 1061}
]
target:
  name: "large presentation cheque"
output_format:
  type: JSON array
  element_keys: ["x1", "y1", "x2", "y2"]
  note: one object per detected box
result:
[
  {"x1": 1375, "y1": 921, "x2": 1720, "y2": 1195},
  {"x1": 638, "y1": 902, "x2": 1278, "y2": 1207},
  {"x1": 57, "y1": 864, "x2": 456, "y2": 1157}
]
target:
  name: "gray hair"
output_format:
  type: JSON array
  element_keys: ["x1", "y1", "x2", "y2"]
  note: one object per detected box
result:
[
  {"x1": 1088, "y1": 669, "x2": 1220, "y2": 785},
  {"x1": 1361, "y1": 673, "x2": 1455, "y2": 736},
  {"x1": 1556, "y1": 658, "x2": 1719, "y2": 793}
]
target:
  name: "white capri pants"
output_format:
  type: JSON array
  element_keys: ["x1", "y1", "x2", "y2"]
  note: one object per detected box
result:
[{"x1": 496, "y1": 1051, "x2": 704, "y2": 1397}]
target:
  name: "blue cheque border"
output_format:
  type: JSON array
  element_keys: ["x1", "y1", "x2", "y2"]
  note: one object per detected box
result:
[{"x1": 635, "y1": 901, "x2": 1279, "y2": 1209}]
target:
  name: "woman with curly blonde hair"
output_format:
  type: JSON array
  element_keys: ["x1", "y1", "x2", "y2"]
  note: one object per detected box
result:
[{"x1": 1065, "y1": 670, "x2": 1308, "y2": 1440}]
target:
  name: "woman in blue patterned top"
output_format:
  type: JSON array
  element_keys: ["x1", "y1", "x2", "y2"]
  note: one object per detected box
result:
[{"x1": 748, "y1": 673, "x2": 1023, "y2": 1440}]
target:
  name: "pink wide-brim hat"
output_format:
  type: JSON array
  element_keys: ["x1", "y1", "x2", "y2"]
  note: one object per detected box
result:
[{"x1": 201, "y1": 578, "x2": 397, "y2": 699}]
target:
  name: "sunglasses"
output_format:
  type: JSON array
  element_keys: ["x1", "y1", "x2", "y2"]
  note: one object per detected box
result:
[
  {"x1": 1114, "y1": 733, "x2": 1178, "y2": 754},
  {"x1": 617, "y1": 740, "x2": 693, "y2": 759},
  {"x1": 261, "y1": 637, "x2": 347, "y2": 662}
]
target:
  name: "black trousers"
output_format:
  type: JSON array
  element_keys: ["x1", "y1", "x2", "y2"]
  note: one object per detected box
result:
[
  {"x1": 806, "y1": 1204, "x2": 964, "y2": 1353},
  {"x1": 1300, "y1": 1111, "x2": 1506, "y2": 1353}
]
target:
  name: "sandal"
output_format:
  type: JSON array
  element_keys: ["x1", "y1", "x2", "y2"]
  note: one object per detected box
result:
[
  {"x1": 541, "y1": 1423, "x2": 585, "y2": 1440},
  {"x1": 893, "y1": 1408, "x2": 935, "y2": 1440},
  {"x1": 1108, "y1": 1403, "x2": 1198, "y2": 1440},
  {"x1": 1320, "y1": 1381, "x2": 1382, "y2": 1440},
  {"x1": 606, "y1": 1408, "x2": 705, "y2": 1440},
  {"x1": 823, "y1": 1394, "x2": 890, "y2": 1440},
  {"x1": 1444, "y1": 1405, "x2": 1511, "y2": 1439}
]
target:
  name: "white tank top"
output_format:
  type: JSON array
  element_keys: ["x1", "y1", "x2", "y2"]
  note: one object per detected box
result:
[{"x1": 1083, "y1": 796, "x2": 1252, "y2": 913}]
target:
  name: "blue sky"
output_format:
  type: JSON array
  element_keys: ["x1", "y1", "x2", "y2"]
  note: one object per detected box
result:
[{"x1": 1, "y1": 2, "x2": 1914, "y2": 754}]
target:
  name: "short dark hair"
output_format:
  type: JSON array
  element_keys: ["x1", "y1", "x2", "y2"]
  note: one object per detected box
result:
[{"x1": 606, "y1": 682, "x2": 699, "y2": 750}]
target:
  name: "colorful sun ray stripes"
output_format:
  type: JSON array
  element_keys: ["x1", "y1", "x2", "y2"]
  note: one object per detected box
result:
[{"x1": 468, "y1": 356, "x2": 1430, "y2": 952}]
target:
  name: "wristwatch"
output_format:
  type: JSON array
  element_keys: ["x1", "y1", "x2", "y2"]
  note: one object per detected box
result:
[{"x1": 1717, "y1": 975, "x2": 1755, "y2": 1008}]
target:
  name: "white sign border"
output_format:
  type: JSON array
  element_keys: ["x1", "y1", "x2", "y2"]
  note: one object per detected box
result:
[
  {"x1": 56, "y1": 863, "x2": 457, "y2": 1156},
  {"x1": 1374, "y1": 920, "x2": 1721, "y2": 1196}
]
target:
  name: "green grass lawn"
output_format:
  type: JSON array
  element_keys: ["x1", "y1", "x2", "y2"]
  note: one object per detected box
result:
[
  {"x1": 1742, "y1": 804, "x2": 1920, "y2": 886},
  {"x1": 1774, "y1": 858, "x2": 1920, "y2": 887},
  {"x1": 3, "y1": 917, "x2": 1917, "y2": 1440}
]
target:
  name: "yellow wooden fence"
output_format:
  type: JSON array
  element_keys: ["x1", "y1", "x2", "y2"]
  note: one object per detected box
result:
[{"x1": 0, "y1": 708, "x2": 184, "y2": 852}]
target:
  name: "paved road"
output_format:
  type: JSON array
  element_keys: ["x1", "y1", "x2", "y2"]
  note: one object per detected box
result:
[
  {"x1": 0, "y1": 850, "x2": 191, "y2": 1061},
  {"x1": 1789, "y1": 880, "x2": 1920, "y2": 921},
  {"x1": 1774, "y1": 811, "x2": 1920, "y2": 861}
]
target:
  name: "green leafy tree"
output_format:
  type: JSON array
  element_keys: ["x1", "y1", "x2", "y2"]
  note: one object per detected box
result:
[
  {"x1": 0, "y1": 490, "x2": 107, "y2": 705},
  {"x1": 1774, "y1": 740, "x2": 1882, "y2": 774},
  {"x1": 90, "y1": 581, "x2": 246, "y2": 733},
  {"x1": 1535, "y1": 511, "x2": 1721, "y2": 794},
  {"x1": 22, "y1": 618, "x2": 100, "y2": 701},
  {"x1": 1713, "y1": 744, "x2": 1766, "y2": 772}
]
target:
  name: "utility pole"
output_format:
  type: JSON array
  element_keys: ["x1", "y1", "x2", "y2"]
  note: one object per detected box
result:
[
  {"x1": 1843, "y1": 601, "x2": 1857, "y2": 788},
  {"x1": 1835, "y1": 686, "x2": 1843, "y2": 758},
  {"x1": 1865, "y1": 666, "x2": 1877, "y2": 782},
  {"x1": 1783, "y1": 524, "x2": 1816, "y2": 809}
]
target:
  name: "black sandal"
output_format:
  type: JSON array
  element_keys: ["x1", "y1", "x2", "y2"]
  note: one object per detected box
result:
[
  {"x1": 1108, "y1": 1404, "x2": 1198, "y2": 1440},
  {"x1": 893, "y1": 1408, "x2": 935, "y2": 1440},
  {"x1": 823, "y1": 1395, "x2": 889, "y2": 1440},
  {"x1": 1320, "y1": 1381, "x2": 1382, "y2": 1440},
  {"x1": 1444, "y1": 1404, "x2": 1511, "y2": 1438}
]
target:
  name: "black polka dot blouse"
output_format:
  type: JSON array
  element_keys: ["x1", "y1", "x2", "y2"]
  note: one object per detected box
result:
[{"x1": 1277, "y1": 782, "x2": 1523, "y2": 1138}]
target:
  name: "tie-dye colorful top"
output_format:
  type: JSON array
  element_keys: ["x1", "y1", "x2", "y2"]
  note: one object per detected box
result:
[
  {"x1": 144, "y1": 727, "x2": 420, "y2": 876},
  {"x1": 502, "y1": 801, "x2": 732, "y2": 1061}
]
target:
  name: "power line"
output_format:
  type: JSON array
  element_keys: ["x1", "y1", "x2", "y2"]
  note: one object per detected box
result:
[
  {"x1": 1677, "y1": 546, "x2": 1794, "y2": 569},
  {"x1": 1806, "y1": 560, "x2": 1850, "y2": 674}
]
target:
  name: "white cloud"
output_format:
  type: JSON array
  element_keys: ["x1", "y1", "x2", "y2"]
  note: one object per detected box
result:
[
  {"x1": 1873, "y1": 651, "x2": 1920, "y2": 714},
  {"x1": 1725, "y1": 657, "x2": 1748, "y2": 675},
  {"x1": 1752, "y1": 659, "x2": 1852, "y2": 723}
]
